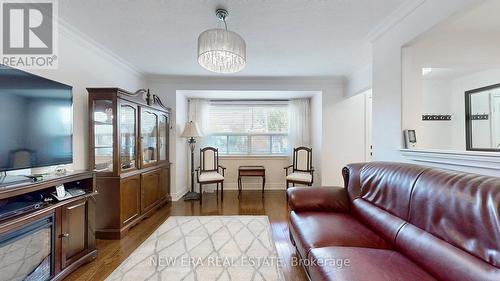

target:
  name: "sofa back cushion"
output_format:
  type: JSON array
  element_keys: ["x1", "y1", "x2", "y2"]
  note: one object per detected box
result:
[
  {"x1": 344, "y1": 162, "x2": 428, "y2": 243},
  {"x1": 344, "y1": 162, "x2": 500, "y2": 281},
  {"x1": 344, "y1": 162, "x2": 428, "y2": 219},
  {"x1": 409, "y1": 169, "x2": 500, "y2": 267},
  {"x1": 358, "y1": 162, "x2": 428, "y2": 218}
]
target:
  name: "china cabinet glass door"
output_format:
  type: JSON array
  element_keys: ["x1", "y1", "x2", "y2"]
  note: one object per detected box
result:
[
  {"x1": 159, "y1": 114, "x2": 168, "y2": 161},
  {"x1": 141, "y1": 109, "x2": 158, "y2": 167},
  {"x1": 120, "y1": 104, "x2": 137, "y2": 171},
  {"x1": 93, "y1": 100, "x2": 114, "y2": 172}
]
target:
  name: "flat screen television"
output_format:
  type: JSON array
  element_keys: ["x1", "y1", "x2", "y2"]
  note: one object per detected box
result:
[{"x1": 0, "y1": 65, "x2": 73, "y2": 173}]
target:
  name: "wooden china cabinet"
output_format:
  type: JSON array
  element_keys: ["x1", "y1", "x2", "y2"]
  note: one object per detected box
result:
[{"x1": 87, "y1": 88, "x2": 171, "y2": 239}]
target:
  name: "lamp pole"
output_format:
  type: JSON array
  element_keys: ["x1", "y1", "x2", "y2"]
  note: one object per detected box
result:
[
  {"x1": 181, "y1": 121, "x2": 202, "y2": 201},
  {"x1": 183, "y1": 136, "x2": 200, "y2": 200}
]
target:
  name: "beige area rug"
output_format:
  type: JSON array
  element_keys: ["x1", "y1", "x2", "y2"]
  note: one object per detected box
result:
[{"x1": 106, "y1": 216, "x2": 284, "y2": 281}]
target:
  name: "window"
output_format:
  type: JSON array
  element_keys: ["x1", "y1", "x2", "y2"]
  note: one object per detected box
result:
[{"x1": 205, "y1": 101, "x2": 289, "y2": 155}]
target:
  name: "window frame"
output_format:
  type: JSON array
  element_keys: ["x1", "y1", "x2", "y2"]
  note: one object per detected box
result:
[
  {"x1": 207, "y1": 133, "x2": 289, "y2": 156},
  {"x1": 205, "y1": 100, "x2": 290, "y2": 156}
]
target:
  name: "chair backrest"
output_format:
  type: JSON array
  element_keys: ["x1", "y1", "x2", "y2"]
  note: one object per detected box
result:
[
  {"x1": 200, "y1": 147, "x2": 218, "y2": 172},
  {"x1": 293, "y1": 147, "x2": 312, "y2": 172}
]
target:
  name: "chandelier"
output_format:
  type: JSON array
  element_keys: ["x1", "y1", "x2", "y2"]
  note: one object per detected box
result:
[{"x1": 197, "y1": 9, "x2": 246, "y2": 74}]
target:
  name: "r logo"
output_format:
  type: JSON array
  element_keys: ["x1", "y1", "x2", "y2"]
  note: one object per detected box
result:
[{"x1": 2, "y1": 2, "x2": 53, "y2": 54}]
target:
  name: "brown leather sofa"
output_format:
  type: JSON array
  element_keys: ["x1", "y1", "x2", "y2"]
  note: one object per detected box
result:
[{"x1": 287, "y1": 162, "x2": 500, "y2": 281}]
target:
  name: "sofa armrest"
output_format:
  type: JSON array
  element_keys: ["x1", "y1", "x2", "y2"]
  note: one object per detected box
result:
[{"x1": 287, "y1": 187, "x2": 350, "y2": 213}]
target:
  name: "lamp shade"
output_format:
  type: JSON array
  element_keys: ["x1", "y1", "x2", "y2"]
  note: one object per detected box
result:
[
  {"x1": 198, "y1": 28, "x2": 246, "y2": 74},
  {"x1": 180, "y1": 121, "x2": 202, "y2": 138}
]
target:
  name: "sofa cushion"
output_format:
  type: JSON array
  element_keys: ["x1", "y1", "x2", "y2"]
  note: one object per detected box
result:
[
  {"x1": 408, "y1": 168, "x2": 500, "y2": 268},
  {"x1": 350, "y1": 198, "x2": 406, "y2": 245},
  {"x1": 308, "y1": 246, "x2": 436, "y2": 281},
  {"x1": 289, "y1": 211, "x2": 391, "y2": 258},
  {"x1": 357, "y1": 162, "x2": 428, "y2": 219},
  {"x1": 395, "y1": 224, "x2": 500, "y2": 281}
]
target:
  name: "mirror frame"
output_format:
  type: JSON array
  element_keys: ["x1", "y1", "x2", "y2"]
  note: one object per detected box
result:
[{"x1": 465, "y1": 83, "x2": 500, "y2": 152}]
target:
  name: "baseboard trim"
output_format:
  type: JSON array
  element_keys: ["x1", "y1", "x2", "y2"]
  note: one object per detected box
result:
[
  {"x1": 171, "y1": 188, "x2": 189, "y2": 201},
  {"x1": 202, "y1": 182, "x2": 286, "y2": 192}
]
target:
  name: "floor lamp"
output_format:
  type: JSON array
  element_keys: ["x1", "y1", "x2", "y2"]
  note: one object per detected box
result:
[{"x1": 181, "y1": 121, "x2": 202, "y2": 200}]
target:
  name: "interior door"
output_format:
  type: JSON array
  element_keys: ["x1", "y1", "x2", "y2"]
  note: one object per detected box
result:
[
  {"x1": 365, "y1": 90, "x2": 373, "y2": 161},
  {"x1": 61, "y1": 199, "x2": 87, "y2": 269},
  {"x1": 491, "y1": 93, "x2": 500, "y2": 148}
]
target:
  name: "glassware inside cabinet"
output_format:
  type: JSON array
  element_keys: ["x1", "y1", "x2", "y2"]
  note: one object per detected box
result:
[
  {"x1": 159, "y1": 114, "x2": 168, "y2": 161},
  {"x1": 120, "y1": 105, "x2": 137, "y2": 171},
  {"x1": 93, "y1": 100, "x2": 114, "y2": 172},
  {"x1": 141, "y1": 110, "x2": 158, "y2": 165}
]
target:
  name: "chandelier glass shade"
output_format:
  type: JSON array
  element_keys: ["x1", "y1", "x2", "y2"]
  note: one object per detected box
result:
[
  {"x1": 197, "y1": 9, "x2": 246, "y2": 74},
  {"x1": 198, "y1": 28, "x2": 246, "y2": 73}
]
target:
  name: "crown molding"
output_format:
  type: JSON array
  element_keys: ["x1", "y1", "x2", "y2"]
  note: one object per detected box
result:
[
  {"x1": 146, "y1": 74, "x2": 346, "y2": 85},
  {"x1": 365, "y1": 0, "x2": 426, "y2": 43},
  {"x1": 58, "y1": 18, "x2": 144, "y2": 77}
]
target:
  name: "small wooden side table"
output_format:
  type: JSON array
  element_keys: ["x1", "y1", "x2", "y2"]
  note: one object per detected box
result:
[{"x1": 238, "y1": 166, "x2": 266, "y2": 195}]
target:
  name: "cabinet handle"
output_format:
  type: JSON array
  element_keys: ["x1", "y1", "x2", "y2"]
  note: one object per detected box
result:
[{"x1": 62, "y1": 233, "x2": 70, "y2": 238}]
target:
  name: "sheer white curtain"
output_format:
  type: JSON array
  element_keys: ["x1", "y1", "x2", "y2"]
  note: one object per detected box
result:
[
  {"x1": 188, "y1": 99, "x2": 210, "y2": 138},
  {"x1": 289, "y1": 98, "x2": 311, "y2": 151},
  {"x1": 187, "y1": 99, "x2": 210, "y2": 177}
]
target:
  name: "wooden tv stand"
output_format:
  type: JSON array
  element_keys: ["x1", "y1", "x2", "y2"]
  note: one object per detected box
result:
[{"x1": 0, "y1": 171, "x2": 97, "y2": 281}]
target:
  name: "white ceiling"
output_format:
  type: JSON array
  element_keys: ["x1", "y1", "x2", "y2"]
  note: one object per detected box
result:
[
  {"x1": 437, "y1": 0, "x2": 500, "y2": 34},
  {"x1": 59, "y1": 0, "x2": 408, "y2": 77}
]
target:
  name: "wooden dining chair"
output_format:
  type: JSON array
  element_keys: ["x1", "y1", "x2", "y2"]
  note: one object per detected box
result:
[
  {"x1": 284, "y1": 147, "x2": 314, "y2": 189},
  {"x1": 196, "y1": 147, "x2": 226, "y2": 204}
]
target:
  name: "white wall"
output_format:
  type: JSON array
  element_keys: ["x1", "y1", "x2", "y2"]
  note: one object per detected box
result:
[
  {"x1": 400, "y1": 5, "x2": 500, "y2": 151},
  {"x1": 413, "y1": 69, "x2": 500, "y2": 150},
  {"x1": 346, "y1": 65, "x2": 372, "y2": 98},
  {"x1": 328, "y1": 91, "x2": 370, "y2": 174},
  {"x1": 311, "y1": 93, "x2": 323, "y2": 181},
  {"x1": 147, "y1": 76, "x2": 366, "y2": 198},
  {"x1": 173, "y1": 93, "x2": 189, "y2": 200},
  {"x1": 21, "y1": 24, "x2": 145, "y2": 173},
  {"x1": 219, "y1": 156, "x2": 290, "y2": 191},
  {"x1": 419, "y1": 79, "x2": 455, "y2": 149},
  {"x1": 371, "y1": 0, "x2": 480, "y2": 163}
]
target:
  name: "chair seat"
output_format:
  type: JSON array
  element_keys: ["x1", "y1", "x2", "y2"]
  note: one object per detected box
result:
[
  {"x1": 308, "y1": 247, "x2": 436, "y2": 281},
  {"x1": 287, "y1": 172, "x2": 312, "y2": 183},
  {"x1": 199, "y1": 171, "x2": 224, "y2": 182}
]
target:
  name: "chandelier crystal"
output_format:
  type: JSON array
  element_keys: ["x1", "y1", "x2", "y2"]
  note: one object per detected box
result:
[{"x1": 197, "y1": 9, "x2": 246, "y2": 74}]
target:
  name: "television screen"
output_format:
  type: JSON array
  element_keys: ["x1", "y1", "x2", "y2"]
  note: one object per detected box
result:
[{"x1": 0, "y1": 66, "x2": 73, "y2": 171}]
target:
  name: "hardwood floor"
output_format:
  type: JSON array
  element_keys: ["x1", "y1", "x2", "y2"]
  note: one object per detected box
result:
[{"x1": 64, "y1": 190, "x2": 308, "y2": 281}]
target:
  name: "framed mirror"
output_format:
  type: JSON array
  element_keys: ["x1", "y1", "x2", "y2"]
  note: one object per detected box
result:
[{"x1": 466, "y1": 83, "x2": 500, "y2": 151}]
